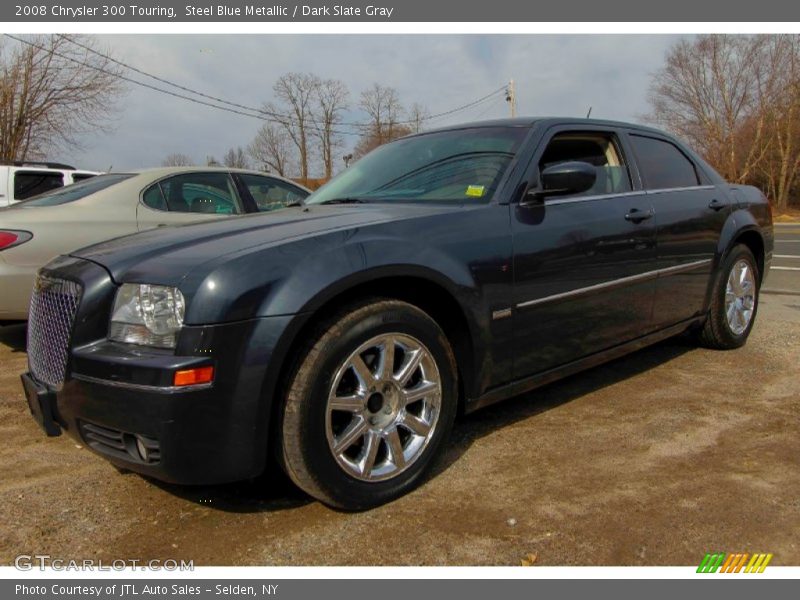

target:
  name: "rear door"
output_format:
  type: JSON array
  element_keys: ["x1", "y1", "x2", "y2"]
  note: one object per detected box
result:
[
  {"x1": 511, "y1": 125, "x2": 657, "y2": 378},
  {"x1": 626, "y1": 132, "x2": 729, "y2": 328},
  {"x1": 136, "y1": 171, "x2": 244, "y2": 231}
]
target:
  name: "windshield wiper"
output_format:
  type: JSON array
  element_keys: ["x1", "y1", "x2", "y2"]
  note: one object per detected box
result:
[{"x1": 318, "y1": 197, "x2": 370, "y2": 205}]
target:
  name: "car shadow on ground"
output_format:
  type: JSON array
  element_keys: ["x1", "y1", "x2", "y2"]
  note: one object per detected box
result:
[
  {"x1": 0, "y1": 322, "x2": 26, "y2": 353},
  {"x1": 145, "y1": 334, "x2": 697, "y2": 514},
  {"x1": 430, "y1": 335, "x2": 696, "y2": 481},
  {"x1": 146, "y1": 463, "x2": 314, "y2": 514}
]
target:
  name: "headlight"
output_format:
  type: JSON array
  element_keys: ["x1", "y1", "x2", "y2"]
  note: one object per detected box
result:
[{"x1": 108, "y1": 284, "x2": 185, "y2": 348}]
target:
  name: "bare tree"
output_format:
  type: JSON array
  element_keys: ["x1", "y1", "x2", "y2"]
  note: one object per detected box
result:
[
  {"x1": 271, "y1": 72, "x2": 320, "y2": 183},
  {"x1": 0, "y1": 34, "x2": 125, "y2": 161},
  {"x1": 206, "y1": 156, "x2": 220, "y2": 167},
  {"x1": 222, "y1": 146, "x2": 250, "y2": 169},
  {"x1": 648, "y1": 34, "x2": 800, "y2": 210},
  {"x1": 359, "y1": 83, "x2": 403, "y2": 146},
  {"x1": 406, "y1": 102, "x2": 429, "y2": 134},
  {"x1": 161, "y1": 153, "x2": 194, "y2": 167},
  {"x1": 755, "y1": 35, "x2": 800, "y2": 209},
  {"x1": 647, "y1": 35, "x2": 769, "y2": 184},
  {"x1": 312, "y1": 78, "x2": 349, "y2": 179},
  {"x1": 248, "y1": 122, "x2": 295, "y2": 176}
]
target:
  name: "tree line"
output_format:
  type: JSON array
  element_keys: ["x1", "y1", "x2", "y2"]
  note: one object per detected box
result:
[
  {"x1": 648, "y1": 34, "x2": 800, "y2": 210},
  {"x1": 6, "y1": 34, "x2": 797, "y2": 208},
  {"x1": 0, "y1": 36, "x2": 425, "y2": 184}
]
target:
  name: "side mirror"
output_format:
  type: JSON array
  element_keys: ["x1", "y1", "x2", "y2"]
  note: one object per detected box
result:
[{"x1": 525, "y1": 161, "x2": 597, "y2": 203}]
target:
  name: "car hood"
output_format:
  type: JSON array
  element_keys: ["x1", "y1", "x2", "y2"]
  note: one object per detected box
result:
[{"x1": 70, "y1": 204, "x2": 456, "y2": 285}]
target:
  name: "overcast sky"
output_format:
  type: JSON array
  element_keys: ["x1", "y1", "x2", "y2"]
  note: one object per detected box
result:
[{"x1": 62, "y1": 35, "x2": 686, "y2": 174}]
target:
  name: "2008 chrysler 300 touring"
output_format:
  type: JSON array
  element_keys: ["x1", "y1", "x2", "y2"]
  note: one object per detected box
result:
[{"x1": 21, "y1": 118, "x2": 774, "y2": 509}]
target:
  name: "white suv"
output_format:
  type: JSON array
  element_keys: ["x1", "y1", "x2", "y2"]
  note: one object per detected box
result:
[{"x1": 0, "y1": 162, "x2": 99, "y2": 207}]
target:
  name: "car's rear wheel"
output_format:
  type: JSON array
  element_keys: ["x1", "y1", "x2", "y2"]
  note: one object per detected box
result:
[
  {"x1": 278, "y1": 299, "x2": 457, "y2": 510},
  {"x1": 698, "y1": 244, "x2": 760, "y2": 349}
]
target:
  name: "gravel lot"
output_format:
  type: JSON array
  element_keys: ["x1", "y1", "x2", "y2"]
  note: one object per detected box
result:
[{"x1": 0, "y1": 287, "x2": 798, "y2": 566}]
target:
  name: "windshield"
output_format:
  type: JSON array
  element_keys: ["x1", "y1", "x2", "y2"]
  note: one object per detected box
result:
[
  {"x1": 20, "y1": 173, "x2": 134, "y2": 206},
  {"x1": 306, "y1": 127, "x2": 528, "y2": 205}
]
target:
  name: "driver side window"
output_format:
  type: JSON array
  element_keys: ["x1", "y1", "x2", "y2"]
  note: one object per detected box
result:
[{"x1": 539, "y1": 132, "x2": 632, "y2": 197}]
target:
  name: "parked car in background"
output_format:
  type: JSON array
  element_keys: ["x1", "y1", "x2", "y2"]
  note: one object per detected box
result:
[
  {"x1": 19, "y1": 118, "x2": 773, "y2": 509},
  {"x1": 0, "y1": 167, "x2": 310, "y2": 321},
  {"x1": 0, "y1": 162, "x2": 99, "y2": 207}
]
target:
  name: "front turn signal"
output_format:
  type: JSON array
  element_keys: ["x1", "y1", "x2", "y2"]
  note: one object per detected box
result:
[{"x1": 173, "y1": 366, "x2": 214, "y2": 387}]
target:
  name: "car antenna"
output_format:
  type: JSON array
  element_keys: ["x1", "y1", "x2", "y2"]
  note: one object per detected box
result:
[{"x1": 586, "y1": 107, "x2": 593, "y2": 118}]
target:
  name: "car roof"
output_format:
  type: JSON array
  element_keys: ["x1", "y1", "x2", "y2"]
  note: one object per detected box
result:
[
  {"x1": 118, "y1": 166, "x2": 311, "y2": 192},
  {"x1": 423, "y1": 117, "x2": 670, "y2": 137}
]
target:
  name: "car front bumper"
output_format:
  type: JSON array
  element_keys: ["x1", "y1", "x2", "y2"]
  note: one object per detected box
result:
[{"x1": 23, "y1": 314, "x2": 295, "y2": 485}]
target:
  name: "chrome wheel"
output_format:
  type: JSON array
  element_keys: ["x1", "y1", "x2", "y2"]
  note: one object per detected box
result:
[
  {"x1": 325, "y1": 333, "x2": 442, "y2": 482},
  {"x1": 725, "y1": 259, "x2": 756, "y2": 336}
]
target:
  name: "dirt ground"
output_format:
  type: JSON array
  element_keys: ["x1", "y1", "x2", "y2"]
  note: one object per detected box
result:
[{"x1": 0, "y1": 292, "x2": 798, "y2": 567}]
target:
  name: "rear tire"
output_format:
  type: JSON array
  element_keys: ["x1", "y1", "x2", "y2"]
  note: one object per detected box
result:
[
  {"x1": 278, "y1": 299, "x2": 458, "y2": 510},
  {"x1": 698, "y1": 244, "x2": 759, "y2": 350}
]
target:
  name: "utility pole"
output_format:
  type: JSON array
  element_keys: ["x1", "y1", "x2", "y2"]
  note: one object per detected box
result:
[{"x1": 506, "y1": 79, "x2": 517, "y2": 118}]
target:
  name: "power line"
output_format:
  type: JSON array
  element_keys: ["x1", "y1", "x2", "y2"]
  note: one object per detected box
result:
[
  {"x1": 4, "y1": 34, "x2": 509, "y2": 139},
  {"x1": 56, "y1": 34, "x2": 507, "y2": 128},
  {"x1": 4, "y1": 33, "x2": 359, "y2": 137},
  {"x1": 55, "y1": 34, "x2": 299, "y2": 126}
]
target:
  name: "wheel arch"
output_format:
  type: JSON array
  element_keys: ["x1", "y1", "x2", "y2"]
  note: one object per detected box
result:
[
  {"x1": 257, "y1": 270, "x2": 482, "y2": 471},
  {"x1": 718, "y1": 209, "x2": 766, "y2": 283},
  {"x1": 731, "y1": 229, "x2": 765, "y2": 283}
]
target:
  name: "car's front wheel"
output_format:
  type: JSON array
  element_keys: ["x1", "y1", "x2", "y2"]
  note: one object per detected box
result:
[
  {"x1": 278, "y1": 299, "x2": 458, "y2": 510},
  {"x1": 699, "y1": 244, "x2": 760, "y2": 349}
]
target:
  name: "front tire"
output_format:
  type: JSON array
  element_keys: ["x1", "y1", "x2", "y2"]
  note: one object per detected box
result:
[
  {"x1": 278, "y1": 299, "x2": 458, "y2": 510},
  {"x1": 698, "y1": 244, "x2": 759, "y2": 349}
]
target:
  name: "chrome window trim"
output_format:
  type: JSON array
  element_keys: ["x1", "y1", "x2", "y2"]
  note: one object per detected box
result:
[
  {"x1": 542, "y1": 191, "x2": 645, "y2": 206},
  {"x1": 646, "y1": 185, "x2": 715, "y2": 195},
  {"x1": 72, "y1": 373, "x2": 213, "y2": 394},
  {"x1": 516, "y1": 259, "x2": 712, "y2": 309},
  {"x1": 527, "y1": 185, "x2": 716, "y2": 207}
]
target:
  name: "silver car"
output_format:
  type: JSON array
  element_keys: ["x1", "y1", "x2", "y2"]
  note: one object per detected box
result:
[{"x1": 0, "y1": 167, "x2": 310, "y2": 321}]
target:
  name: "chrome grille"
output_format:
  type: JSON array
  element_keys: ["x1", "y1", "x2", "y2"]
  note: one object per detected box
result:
[{"x1": 27, "y1": 274, "x2": 82, "y2": 390}]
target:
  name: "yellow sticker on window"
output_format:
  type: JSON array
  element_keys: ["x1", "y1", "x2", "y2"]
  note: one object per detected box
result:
[{"x1": 465, "y1": 185, "x2": 485, "y2": 198}]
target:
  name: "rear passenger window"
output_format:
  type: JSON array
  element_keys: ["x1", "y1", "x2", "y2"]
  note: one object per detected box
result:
[
  {"x1": 630, "y1": 135, "x2": 699, "y2": 189},
  {"x1": 142, "y1": 173, "x2": 242, "y2": 214},
  {"x1": 539, "y1": 132, "x2": 632, "y2": 197},
  {"x1": 14, "y1": 171, "x2": 65, "y2": 199}
]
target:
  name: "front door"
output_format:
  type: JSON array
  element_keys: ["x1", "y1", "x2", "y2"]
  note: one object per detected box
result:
[{"x1": 512, "y1": 127, "x2": 658, "y2": 378}]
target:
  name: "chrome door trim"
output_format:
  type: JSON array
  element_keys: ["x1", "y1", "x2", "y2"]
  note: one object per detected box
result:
[{"x1": 516, "y1": 259, "x2": 712, "y2": 309}]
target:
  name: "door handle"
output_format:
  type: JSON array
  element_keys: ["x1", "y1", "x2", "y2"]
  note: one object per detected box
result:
[
  {"x1": 708, "y1": 198, "x2": 726, "y2": 211},
  {"x1": 624, "y1": 208, "x2": 654, "y2": 223}
]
